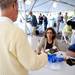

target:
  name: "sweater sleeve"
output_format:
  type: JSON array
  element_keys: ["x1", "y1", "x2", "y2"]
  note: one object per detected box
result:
[{"x1": 15, "y1": 30, "x2": 48, "y2": 70}]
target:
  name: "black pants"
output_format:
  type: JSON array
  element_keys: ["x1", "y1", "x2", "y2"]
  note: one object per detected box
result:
[{"x1": 44, "y1": 24, "x2": 47, "y2": 31}]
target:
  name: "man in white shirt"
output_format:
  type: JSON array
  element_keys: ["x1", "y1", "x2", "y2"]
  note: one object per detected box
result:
[{"x1": 0, "y1": 0, "x2": 47, "y2": 75}]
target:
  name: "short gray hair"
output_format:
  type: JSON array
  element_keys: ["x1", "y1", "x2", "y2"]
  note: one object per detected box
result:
[{"x1": 0, "y1": 0, "x2": 17, "y2": 9}]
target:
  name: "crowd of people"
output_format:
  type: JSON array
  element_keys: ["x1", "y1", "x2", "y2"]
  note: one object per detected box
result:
[
  {"x1": 28, "y1": 11, "x2": 70, "y2": 38},
  {"x1": 29, "y1": 11, "x2": 48, "y2": 35},
  {"x1": 28, "y1": 11, "x2": 75, "y2": 65}
]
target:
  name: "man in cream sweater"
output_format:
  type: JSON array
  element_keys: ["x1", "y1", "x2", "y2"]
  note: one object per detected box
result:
[{"x1": 0, "y1": 0, "x2": 47, "y2": 75}]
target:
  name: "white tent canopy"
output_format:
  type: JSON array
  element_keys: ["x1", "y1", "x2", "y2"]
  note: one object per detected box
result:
[{"x1": 25, "y1": 0, "x2": 75, "y2": 12}]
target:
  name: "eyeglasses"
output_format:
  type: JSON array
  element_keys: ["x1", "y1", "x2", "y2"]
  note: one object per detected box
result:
[{"x1": 47, "y1": 32, "x2": 53, "y2": 34}]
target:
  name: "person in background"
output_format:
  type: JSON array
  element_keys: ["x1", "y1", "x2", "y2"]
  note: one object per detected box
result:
[
  {"x1": 43, "y1": 15, "x2": 48, "y2": 31},
  {"x1": 0, "y1": 0, "x2": 47, "y2": 75},
  {"x1": 35, "y1": 27, "x2": 60, "y2": 54},
  {"x1": 67, "y1": 19, "x2": 75, "y2": 45},
  {"x1": 57, "y1": 12, "x2": 64, "y2": 33},
  {"x1": 66, "y1": 19, "x2": 75, "y2": 66},
  {"x1": 38, "y1": 13, "x2": 43, "y2": 25},
  {"x1": 64, "y1": 12, "x2": 68, "y2": 23},
  {"x1": 62, "y1": 22, "x2": 72, "y2": 44},
  {"x1": 29, "y1": 11, "x2": 37, "y2": 27},
  {"x1": 29, "y1": 11, "x2": 37, "y2": 35}
]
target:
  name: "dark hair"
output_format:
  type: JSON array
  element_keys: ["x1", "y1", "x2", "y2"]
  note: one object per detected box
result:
[
  {"x1": 44, "y1": 27, "x2": 56, "y2": 41},
  {"x1": 67, "y1": 20, "x2": 72, "y2": 25},
  {"x1": 0, "y1": 0, "x2": 17, "y2": 10},
  {"x1": 29, "y1": 11, "x2": 33, "y2": 15},
  {"x1": 67, "y1": 20, "x2": 75, "y2": 29}
]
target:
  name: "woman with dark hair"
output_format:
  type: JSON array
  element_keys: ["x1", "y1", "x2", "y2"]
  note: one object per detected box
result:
[{"x1": 35, "y1": 27, "x2": 60, "y2": 54}]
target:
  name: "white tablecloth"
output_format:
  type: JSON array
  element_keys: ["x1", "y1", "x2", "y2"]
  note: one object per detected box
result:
[{"x1": 29, "y1": 62, "x2": 75, "y2": 75}]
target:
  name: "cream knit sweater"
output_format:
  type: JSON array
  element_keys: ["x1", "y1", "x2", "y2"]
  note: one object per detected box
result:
[{"x1": 0, "y1": 17, "x2": 47, "y2": 75}]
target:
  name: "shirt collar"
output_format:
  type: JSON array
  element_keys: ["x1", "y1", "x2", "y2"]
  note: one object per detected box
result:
[{"x1": 0, "y1": 16, "x2": 13, "y2": 24}]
